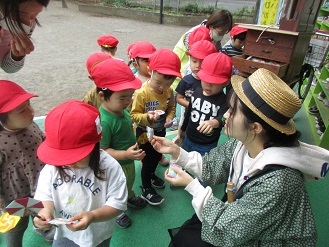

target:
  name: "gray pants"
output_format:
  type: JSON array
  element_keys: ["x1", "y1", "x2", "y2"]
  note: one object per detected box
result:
[{"x1": 53, "y1": 237, "x2": 111, "y2": 247}]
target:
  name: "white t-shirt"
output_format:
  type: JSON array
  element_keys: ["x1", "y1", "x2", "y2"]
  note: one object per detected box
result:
[{"x1": 34, "y1": 151, "x2": 128, "y2": 247}]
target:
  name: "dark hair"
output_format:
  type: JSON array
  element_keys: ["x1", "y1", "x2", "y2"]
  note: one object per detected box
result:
[
  {"x1": 58, "y1": 142, "x2": 106, "y2": 181},
  {"x1": 233, "y1": 32, "x2": 246, "y2": 41},
  {"x1": 96, "y1": 87, "x2": 114, "y2": 101},
  {"x1": 0, "y1": 113, "x2": 8, "y2": 131},
  {"x1": 100, "y1": 46, "x2": 117, "y2": 56},
  {"x1": 206, "y1": 9, "x2": 233, "y2": 33},
  {"x1": 1, "y1": 0, "x2": 49, "y2": 35},
  {"x1": 228, "y1": 92, "x2": 301, "y2": 148}
]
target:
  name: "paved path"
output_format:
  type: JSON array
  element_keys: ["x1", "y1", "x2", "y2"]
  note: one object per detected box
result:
[{"x1": 0, "y1": 0, "x2": 191, "y2": 116}]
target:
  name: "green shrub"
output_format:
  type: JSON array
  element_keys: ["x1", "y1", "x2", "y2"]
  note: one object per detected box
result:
[{"x1": 181, "y1": 3, "x2": 199, "y2": 13}]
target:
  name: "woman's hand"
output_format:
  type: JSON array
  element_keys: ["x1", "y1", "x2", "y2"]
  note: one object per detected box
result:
[
  {"x1": 10, "y1": 34, "x2": 35, "y2": 60},
  {"x1": 165, "y1": 166, "x2": 193, "y2": 187},
  {"x1": 66, "y1": 211, "x2": 95, "y2": 231},
  {"x1": 151, "y1": 136, "x2": 181, "y2": 159}
]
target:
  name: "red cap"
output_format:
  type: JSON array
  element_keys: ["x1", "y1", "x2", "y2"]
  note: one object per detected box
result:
[
  {"x1": 130, "y1": 41, "x2": 156, "y2": 59},
  {"x1": 86, "y1": 52, "x2": 111, "y2": 75},
  {"x1": 97, "y1": 35, "x2": 119, "y2": 47},
  {"x1": 187, "y1": 40, "x2": 217, "y2": 60},
  {"x1": 188, "y1": 26, "x2": 211, "y2": 48},
  {"x1": 37, "y1": 100, "x2": 102, "y2": 166},
  {"x1": 0, "y1": 80, "x2": 37, "y2": 113},
  {"x1": 91, "y1": 59, "x2": 142, "y2": 91},
  {"x1": 197, "y1": 53, "x2": 232, "y2": 84},
  {"x1": 230, "y1": 25, "x2": 247, "y2": 37},
  {"x1": 127, "y1": 42, "x2": 137, "y2": 59},
  {"x1": 148, "y1": 49, "x2": 182, "y2": 78}
]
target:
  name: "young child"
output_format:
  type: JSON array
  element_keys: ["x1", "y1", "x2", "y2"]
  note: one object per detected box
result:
[
  {"x1": 0, "y1": 80, "x2": 53, "y2": 246},
  {"x1": 222, "y1": 25, "x2": 247, "y2": 57},
  {"x1": 33, "y1": 100, "x2": 128, "y2": 246},
  {"x1": 91, "y1": 58, "x2": 146, "y2": 228},
  {"x1": 82, "y1": 52, "x2": 112, "y2": 109},
  {"x1": 97, "y1": 35, "x2": 119, "y2": 58},
  {"x1": 174, "y1": 40, "x2": 217, "y2": 146},
  {"x1": 130, "y1": 49, "x2": 181, "y2": 205},
  {"x1": 181, "y1": 52, "x2": 232, "y2": 156},
  {"x1": 130, "y1": 41, "x2": 156, "y2": 83}
]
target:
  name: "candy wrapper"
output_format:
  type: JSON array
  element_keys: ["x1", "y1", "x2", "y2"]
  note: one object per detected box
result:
[
  {"x1": 48, "y1": 218, "x2": 79, "y2": 225},
  {"x1": 146, "y1": 126, "x2": 154, "y2": 141},
  {"x1": 167, "y1": 164, "x2": 183, "y2": 178}
]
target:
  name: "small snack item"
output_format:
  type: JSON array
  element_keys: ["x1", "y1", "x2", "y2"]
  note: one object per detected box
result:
[
  {"x1": 48, "y1": 218, "x2": 79, "y2": 225},
  {"x1": 154, "y1": 110, "x2": 165, "y2": 115},
  {"x1": 167, "y1": 164, "x2": 183, "y2": 178},
  {"x1": 146, "y1": 126, "x2": 154, "y2": 141}
]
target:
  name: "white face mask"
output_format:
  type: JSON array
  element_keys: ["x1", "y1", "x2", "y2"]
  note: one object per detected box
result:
[
  {"x1": 0, "y1": 15, "x2": 32, "y2": 34},
  {"x1": 211, "y1": 30, "x2": 223, "y2": 42}
]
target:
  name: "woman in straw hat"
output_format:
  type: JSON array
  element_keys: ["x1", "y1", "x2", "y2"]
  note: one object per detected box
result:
[{"x1": 151, "y1": 68, "x2": 329, "y2": 246}]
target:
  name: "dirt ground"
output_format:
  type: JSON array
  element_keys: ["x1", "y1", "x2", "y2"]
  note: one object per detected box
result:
[{"x1": 0, "y1": 0, "x2": 204, "y2": 116}]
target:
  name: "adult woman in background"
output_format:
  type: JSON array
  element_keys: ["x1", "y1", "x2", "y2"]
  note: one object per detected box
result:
[
  {"x1": 171, "y1": 9, "x2": 233, "y2": 90},
  {"x1": 152, "y1": 68, "x2": 329, "y2": 246},
  {"x1": 0, "y1": 0, "x2": 49, "y2": 73}
]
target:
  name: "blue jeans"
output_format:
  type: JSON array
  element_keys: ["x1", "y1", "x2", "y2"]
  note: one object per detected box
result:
[{"x1": 182, "y1": 135, "x2": 217, "y2": 156}]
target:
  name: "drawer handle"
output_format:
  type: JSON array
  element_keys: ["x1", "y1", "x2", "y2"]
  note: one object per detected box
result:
[
  {"x1": 262, "y1": 50, "x2": 272, "y2": 54},
  {"x1": 249, "y1": 66, "x2": 258, "y2": 70}
]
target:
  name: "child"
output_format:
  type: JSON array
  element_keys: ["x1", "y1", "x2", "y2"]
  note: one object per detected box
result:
[
  {"x1": 0, "y1": 80, "x2": 54, "y2": 246},
  {"x1": 126, "y1": 42, "x2": 137, "y2": 74},
  {"x1": 174, "y1": 40, "x2": 217, "y2": 146},
  {"x1": 97, "y1": 35, "x2": 119, "y2": 58},
  {"x1": 33, "y1": 100, "x2": 128, "y2": 246},
  {"x1": 181, "y1": 52, "x2": 232, "y2": 156},
  {"x1": 222, "y1": 25, "x2": 247, "y2": 57},
  {"x1": 130, "y1": 41, "x2": 156, "y2": 83},
  {"x1": 130, "y1": 49, "x2": 181, "y2": 205},
  {"x1": 91, "y1": 58, "x2": 146, "y2": 228},
  {"x1": 82, "y1": 52, "x2": 112, "y2": 109}
]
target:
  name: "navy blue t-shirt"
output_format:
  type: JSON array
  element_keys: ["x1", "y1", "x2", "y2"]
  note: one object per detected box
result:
[{"x1": 175, "y1": 74, "x2": 201, "y2": 102}]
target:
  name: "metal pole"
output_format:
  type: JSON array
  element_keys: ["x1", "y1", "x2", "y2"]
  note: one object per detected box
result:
[{"x1": 159, "y1": 0, "x2": 163, "y2": 24}]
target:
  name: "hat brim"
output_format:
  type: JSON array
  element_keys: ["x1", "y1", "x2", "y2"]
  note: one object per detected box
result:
[
  {"x1": 231, "y1": 75, "x2": 297, "y2": 135},
  {"x1": 187, "y1": 50, "x2": 207, "y2": 60},
  {"x1": 108, "y1": 77, "x2": 142, "y2": 92},
  {"x1": 1, "y1": 93, "x2": 37, "y2": 113},
  {"x1": 197, "y1": 70, "x2": 229, "y2": 84},
  {"x1": 155, "y1": 69, "x2": 182, "y2": 79},
  {"x1": 37, "y1": 141, "x2": 96, "y2": 166},
  {"x1": 135, "y1": 53, "x2": 154, "y2": 59}
]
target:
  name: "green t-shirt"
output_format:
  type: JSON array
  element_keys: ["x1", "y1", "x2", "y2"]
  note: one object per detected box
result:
[{"x1": 99, "y1": 107, "x2": 136, "y2": 165}]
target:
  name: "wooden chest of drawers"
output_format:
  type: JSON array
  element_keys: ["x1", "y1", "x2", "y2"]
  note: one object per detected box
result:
[{"x1": 232, "y1": 24, "x2": 313, "y2": 84}]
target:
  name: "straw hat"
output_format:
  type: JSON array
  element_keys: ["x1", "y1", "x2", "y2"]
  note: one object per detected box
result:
[{"x1": 231, "y1": 68, "x2": 301, "y2": 135}]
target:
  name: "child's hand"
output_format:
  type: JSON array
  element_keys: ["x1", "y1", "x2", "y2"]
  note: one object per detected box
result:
[
  {"x1": 147, "y1": 111, "x2": 160, "y2": 122},
  {"x1": 33, "y1": 209, "x2": 54, "y2": 231},
  {"x1": 197, "y1": 120, "x2": 217, "y2": 134},
  {"x1": 164, "y1": 118, "x2": 173, "y2": 128},
  {"x1": 126, "y1": 143, "x2": 145, "y2": 160},
  {"x1": 164, "y1": 166, "x2": 193, "y2": 187},
  {"x1": 66, "y1": 211, "x2": 95, "y2": 231}
]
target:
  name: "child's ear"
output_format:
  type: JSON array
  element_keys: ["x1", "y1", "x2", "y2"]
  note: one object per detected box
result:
[
  {"x1": 132, "y1": 60, "x2": 138, "y2": 69},
  {"x1": 98, "y1": 91, "x2": 105, "y2": 101}
]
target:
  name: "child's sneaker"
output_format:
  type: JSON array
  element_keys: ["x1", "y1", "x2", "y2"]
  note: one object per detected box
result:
[
  {"x1": 159, "y1": 155, "x2": 169, "y2": 166},
  {"x1": 34, "y1": 226, "x2": 55, "y2": 242},
  {"x1": 151, "y1": 174, "x2": 165, "y2": 188},
  {"x1": 116, "y1": 212, "x2": 131, "y2": 229},
  {"x1": 141, "y1": 187, "x2": 164, "y2": 206},
  {"x1": 127, "y1": 195, "x2": 146, "y2": 209}
]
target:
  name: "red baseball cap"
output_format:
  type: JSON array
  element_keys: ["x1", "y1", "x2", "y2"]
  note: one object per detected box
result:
[
  {"x1": 97, "y1": 35, "x2": 119, "y2": 47},
  {"x1": 37, "y1": 100, "x2": 102, "y2": 166},
  {"x1": 86, "y1": 52, "x2": 111, "y2": 75},
  {"x1": 0, "y1": 80, "x2": 37, "y2": 113},
  {"x1": 230, "y1": 25, "x2": 247, "y2": 37},
  {"x1": 91, "y1": 59, "x2": 142, "y2": 91},
  {"x1": 188, "y1": 26, "x2": 211, "y2": 48},
  {"x1": 127, "y1": 42, "x2": 137, "y2": 59},
  {"x1": 197, "y1": 52, "x2": 232, "y2": 84},
  {"x1": 148, "y1": 49, "x2": 182, "y2": 78},
  {"x1": 130, "y1": 41, "x2": 156, "y2": 59},
  {"x1": 187, "y1": 40, "x2": 217, "y2": 60}
]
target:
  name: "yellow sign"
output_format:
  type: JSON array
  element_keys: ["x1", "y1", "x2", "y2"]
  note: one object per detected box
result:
[{"x1": 260, "y1": 0, "x2": 280, "y2": 25}]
